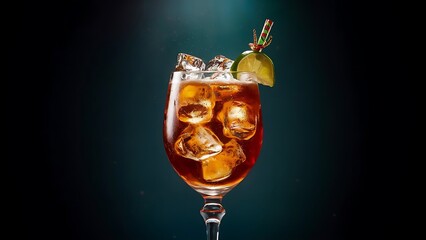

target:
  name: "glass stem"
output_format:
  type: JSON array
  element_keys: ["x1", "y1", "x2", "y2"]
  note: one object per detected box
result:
[{"x1": 200, "y1": 196, "x2": 226, "y2": 240}]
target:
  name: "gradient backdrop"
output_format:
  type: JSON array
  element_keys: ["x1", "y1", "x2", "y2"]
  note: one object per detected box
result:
[{"x1": 7, "y1": 0, "x2": 409, "y2": 239}]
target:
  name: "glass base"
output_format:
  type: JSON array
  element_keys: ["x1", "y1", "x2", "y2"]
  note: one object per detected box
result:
[{"x1": 189, "y1": 183, "x2": 236, "y2": 196}]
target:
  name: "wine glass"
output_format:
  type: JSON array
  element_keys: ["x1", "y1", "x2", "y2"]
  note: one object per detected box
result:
[{"x1": 163, "y1": 71, "x2": 263, "y2": 239}]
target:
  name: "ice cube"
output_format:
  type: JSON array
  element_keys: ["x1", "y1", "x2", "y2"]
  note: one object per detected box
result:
[
  {"x1": 175, "y1": 53, "x2": 206, "y2": 79},
  {"x1": 217, "y1": 101, "x2": 257, "y2": 140},
  {"x1": 212, "y1": 84, "x2": 242, "y2": 101},
  {"x1": 174, "y1": 125, "x2": 223, "y2": 161},
  {"x1": 175, "y1": 53, "x2": 206, "y2": 71},
  {"x1": 206, "y1": 55, "x2": 235, "y2": 80},
  {"x1": 206, "y1": 55, "x2": 234, "y2": 71},
  {"x1": 202, "y1": 139, "x2": 246, "y2": 182},
  {"x1": 177, "y1": 83, "x2": 216, "y2": 124}
]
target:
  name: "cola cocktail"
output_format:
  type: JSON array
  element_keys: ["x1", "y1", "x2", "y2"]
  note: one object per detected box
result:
[
  {"x1": 163, "y1": 19, "x2": 274, "y2": 240},
  {"x1": 164, "y1": 71, "x2": 263, "y2": 197}
]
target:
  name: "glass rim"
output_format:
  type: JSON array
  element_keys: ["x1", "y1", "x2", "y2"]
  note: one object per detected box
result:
[{"x1": 170, "y1": 71, "x2": 260, "y2": 84}]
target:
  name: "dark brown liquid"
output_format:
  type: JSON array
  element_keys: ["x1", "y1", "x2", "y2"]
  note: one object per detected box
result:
[{"x1": 163, "y1": 79, "x2": 263, "y2": 196}]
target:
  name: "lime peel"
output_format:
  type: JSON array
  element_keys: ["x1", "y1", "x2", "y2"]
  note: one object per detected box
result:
[{"x1": 231, "y1": 51, "x2": 275, "y2": 87}]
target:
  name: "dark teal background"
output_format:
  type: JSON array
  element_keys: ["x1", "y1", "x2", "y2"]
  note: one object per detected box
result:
[{"x1": 7, "y1": 0, "x2": 410, "y2": 239}]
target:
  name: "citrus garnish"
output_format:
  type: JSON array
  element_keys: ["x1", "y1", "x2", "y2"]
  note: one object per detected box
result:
[
  {"x1": 231, "y1": 50, "x2": 275, "y2": 87},
  {"x1": 231, "y1": 19, "x2": 275, "y2": 87}
]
